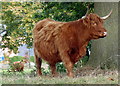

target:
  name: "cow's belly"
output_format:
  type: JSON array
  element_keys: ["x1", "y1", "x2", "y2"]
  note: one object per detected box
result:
[{"x1": 35, "y1": 41, "x2": 62, "y2": 63}]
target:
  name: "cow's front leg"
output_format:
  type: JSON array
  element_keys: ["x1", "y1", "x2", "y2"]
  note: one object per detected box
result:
[
  {"x1": 64, "y1": 61, "x2": 74, "y2": 77},
  {"x1": 57, "y1": 38, "x2": 74, "y2": 77},
  {"x1": 60, "y1": 51, "x2": 74, "y2": 77}
]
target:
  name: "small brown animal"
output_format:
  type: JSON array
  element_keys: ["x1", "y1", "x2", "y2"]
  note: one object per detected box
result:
[
  {"x1": 33, "y1": 10, "x2": 112, "y2": 77},
  {"x1": 12, "y1": 61, "x2": 24, "y2": 72}
]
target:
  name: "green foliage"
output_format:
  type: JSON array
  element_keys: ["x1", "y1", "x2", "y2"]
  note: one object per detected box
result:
[
  {"x1": 8, "y1": 56, "x2": 34, "y2": 63},
  {"x1": 1, "y1": 2, "x2": 38, "y2": 53},
  {"x1": 9, "y1": 56, "x2": 23, "y2": 63},
  {"x1": 41, "y1": 67, "x2": 50, "y2": 75},
  {"x1": 81, "y1": 56, "x2": 89, "y2": 65},
  {"x1": 56, "y1": 62, "x2": 66, "y2": 73}
]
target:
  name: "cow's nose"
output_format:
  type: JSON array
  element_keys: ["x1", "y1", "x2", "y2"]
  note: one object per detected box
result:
[{"x1": 103, "y1": 32, "x2": 107, "y2": 36}]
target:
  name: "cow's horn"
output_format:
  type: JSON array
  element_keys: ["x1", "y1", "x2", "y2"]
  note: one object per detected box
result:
[
  {"x1": 100, "y1": 10, "x2": 113, "y2": 20},
  {"x1": 82, "y1": 7, "x2": 89, "y2": 19}
]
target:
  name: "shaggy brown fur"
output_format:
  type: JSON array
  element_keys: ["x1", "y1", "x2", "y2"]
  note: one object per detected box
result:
[{"x1": 33, "y1": 13, "x2": 107, "y2": 77}]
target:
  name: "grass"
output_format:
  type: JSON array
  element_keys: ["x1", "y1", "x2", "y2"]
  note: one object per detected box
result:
[{"x1": 0, "y1": 69, "x2": 118, "y2": 84}]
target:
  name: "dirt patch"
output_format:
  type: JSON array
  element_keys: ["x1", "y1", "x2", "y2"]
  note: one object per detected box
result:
[{"x1": 75, "y1": 66, "x2": 118, "y2": 77}]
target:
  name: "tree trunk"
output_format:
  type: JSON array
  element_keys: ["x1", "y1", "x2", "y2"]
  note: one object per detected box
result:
[
  {"x1": 87, "y1": 2, "x2": 118, "y2": 69},
  {"x1": 118, "y1": 2, "x2": 120, "y2": 76}
]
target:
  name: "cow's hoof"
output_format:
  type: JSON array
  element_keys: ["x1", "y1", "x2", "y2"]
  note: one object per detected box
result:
[
  {"x1": 37, "y1": 72, "x2": 42, "y2": 76},
  {"x1": 68, "y1": 72, "x2": 74, "y2": 78},
  {"x1": 52, "y1": 73, "x2": 59, "y2": 77}
]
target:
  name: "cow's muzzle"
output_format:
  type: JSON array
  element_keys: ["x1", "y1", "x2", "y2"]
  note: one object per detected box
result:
[
  {"x1": 100, "y1": 32, "x2": 107, "y2": 38},
  {"x1": 103, "y1": 32, "x2": 107, "y2": 36}
]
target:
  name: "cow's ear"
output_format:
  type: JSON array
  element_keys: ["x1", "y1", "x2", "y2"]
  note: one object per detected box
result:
[{"x1": 83, "y1": 17, "x2": 90, "y2": 27}]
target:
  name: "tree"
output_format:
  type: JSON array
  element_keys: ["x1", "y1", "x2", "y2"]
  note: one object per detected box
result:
[
  {"x1": 88, "y1": 2, "x2": 118, "y2": 69},
  {"x1": 1, "y1": 2, "x2": 38, "y2": 53}
]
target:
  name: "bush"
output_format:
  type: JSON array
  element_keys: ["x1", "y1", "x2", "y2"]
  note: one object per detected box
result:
[
  {"x1": 56, "y1": 62, "x2": 66, "y2": 73},
  {"x1": 41, "y1": 67, "x2": 50, "y2": 75}
]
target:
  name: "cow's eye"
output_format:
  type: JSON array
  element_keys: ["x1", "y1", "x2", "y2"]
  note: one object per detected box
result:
[
  {"x1": 93, "y1": 23, "x2": 97, "y2": 26},
  {"x1": 91, "y1": 22, "x2": 97, "y2": 26}
]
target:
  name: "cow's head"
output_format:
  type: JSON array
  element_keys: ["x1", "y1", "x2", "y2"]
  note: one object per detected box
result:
[{"x1": 82, "y1": 10, "x2": 112, "y2": 39}]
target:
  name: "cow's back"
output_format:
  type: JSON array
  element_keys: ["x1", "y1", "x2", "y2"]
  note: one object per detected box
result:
[{"x1": 33, "y1": 18, "x2": 63, "y2": 38}]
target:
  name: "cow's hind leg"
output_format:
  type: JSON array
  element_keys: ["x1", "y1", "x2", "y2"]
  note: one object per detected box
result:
[
  {"x1": 35, "y1": 54, "x2": 42, "y2": 76},
  {"x1": 49, "y1": 63, "x2": 58, "y2": 77}
]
